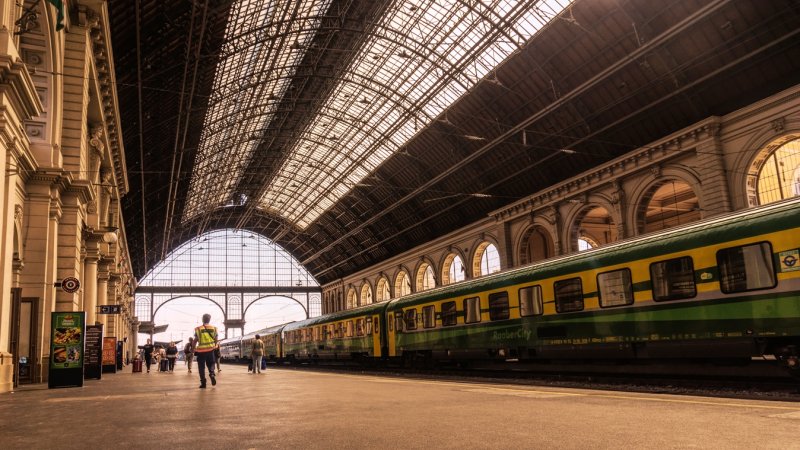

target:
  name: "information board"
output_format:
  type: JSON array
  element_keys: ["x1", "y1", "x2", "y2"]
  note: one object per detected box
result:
[
  {"x1": 48, "y1": 311, "x2": 85, "y2": 388},
  {"x1": 84, "y1": 324, "x2": 103, "y2": 380},
  {"x1": 102, "y1": 337, "x2": 117, "y2": 373}
]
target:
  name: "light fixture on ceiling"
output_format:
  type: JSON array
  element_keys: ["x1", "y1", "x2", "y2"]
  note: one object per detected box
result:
[
  {"x1": 359, "y1": 97, "x2": 370, "y2": 104},
  {"x1": 289, "y1": 40, "x2": 303, "y2": 50},
  {"x1": 397, "y1": 50, "x2": 411, "y2": 58},
  {"x1": 464, "y1": 134, "x2": 485, "y2": 141},
  {"x1": 559, "y1": 148, "x2": 577, "y2": 154}
]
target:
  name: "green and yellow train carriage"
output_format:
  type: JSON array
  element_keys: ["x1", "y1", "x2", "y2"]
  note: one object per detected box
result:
[
  {"x1": 282, "y1": 302, "x2": 387, "y2": 362},
  {"x1": 386, "y1": 198, "x2": 800, "y2": 370}
]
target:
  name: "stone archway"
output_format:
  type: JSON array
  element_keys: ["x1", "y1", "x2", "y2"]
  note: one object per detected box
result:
[
  {"x1": 518, "y1": 225, "x2": 554, "y2": 265},
  {"x1": 637, "y1": 180, "x2": 701, "y2": 234},
  {"x1": 569, "y1": 205, "x2": 617, "y2": 251}
]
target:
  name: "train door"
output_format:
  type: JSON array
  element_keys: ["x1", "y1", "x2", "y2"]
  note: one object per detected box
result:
[
  {"x1": 371, "y1": 315, "x2": 381, "y2": 356},
  {"x1": 387, "y1": 311, "x2": 397, "y2": 357}
]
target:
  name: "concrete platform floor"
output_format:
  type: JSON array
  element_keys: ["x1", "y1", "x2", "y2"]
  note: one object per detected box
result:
[{"x1": 1, "y1": 363, "x2": 799, "y2": 449}]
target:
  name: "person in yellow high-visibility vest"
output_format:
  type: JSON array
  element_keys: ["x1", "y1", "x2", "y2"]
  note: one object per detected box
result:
[{"x1": 194, "y1": 313, "x2": 218, "y2": 389}]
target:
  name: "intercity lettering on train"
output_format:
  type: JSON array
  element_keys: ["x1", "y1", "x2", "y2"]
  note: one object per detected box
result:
[{"x1": 491, "y1": 329, "x2": 532, "y2": 341}]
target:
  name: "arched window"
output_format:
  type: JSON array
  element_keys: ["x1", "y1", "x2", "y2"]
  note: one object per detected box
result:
[
  {"x1": 639, "y1": 181, "x2": 700, "y2": 233},
  {"x1": 442, "y1": 253, "x2": 466, "y2": 285},
  {"x1": 577, "y1": 237, "x2": 598, "y2": 251},
  {"x1": 416, "y1": 263, "x2": 436, "y2": 291},
  {"x1": 376, "y1": 277, "x2": 391, "y2": 302},
  {"x1": 473, "y1": 242, "x2": 501, "y2": 277},
  {"x1": 346, "y1": 288, "x2": 357, "y2": 309},
  {"x1": 360, "y1": 283, "x2": 373, "y2": 305},
  {"x1": 395, "y1": 271, "x2": 412, "y2": 297},
  {"x1": 519, "y1": 225, "x2": 554, "y2": 265},
  {"x1": 755, "y1": 137, "x2": 800, "y2": 205},
  {"x1": 572, "y1": 206, "x2": 617, "y2": 251}
]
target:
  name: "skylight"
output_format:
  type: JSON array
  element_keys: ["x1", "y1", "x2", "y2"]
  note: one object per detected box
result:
[
  {"x1": 183, "y1": 0, "x2": 331, "y2": 221},
  {"x1": 261, "y1": 0, "x2": 572, "y2": 228},
  {"x1": 183, "y1": 0, "x2": 573, "y2": 228}
]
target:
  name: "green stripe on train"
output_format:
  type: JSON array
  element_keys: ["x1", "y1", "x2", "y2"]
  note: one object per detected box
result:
[{"x1": 394, "y1": 294, "x2": 800, "y2": 349}]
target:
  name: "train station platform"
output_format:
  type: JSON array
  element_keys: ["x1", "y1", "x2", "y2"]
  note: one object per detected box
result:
[{"x1": 1, "y1": 364, "x2": 799, "y2": 449}]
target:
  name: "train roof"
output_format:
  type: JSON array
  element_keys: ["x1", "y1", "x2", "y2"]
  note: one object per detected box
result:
[
  {"x1": 283, "y1": 301, "x2": 390, "y2": 331},
  {"x1": 385, "y1": 197, "x2": 800, "y2": 310}
]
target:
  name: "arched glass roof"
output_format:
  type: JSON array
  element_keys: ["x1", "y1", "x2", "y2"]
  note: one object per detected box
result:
[
  {"x1": 182, "y1": 0, "x2": 573, "y2": 228},
  {"x1": 139, "y1": 229, "x2": 319, "y2": 288}
]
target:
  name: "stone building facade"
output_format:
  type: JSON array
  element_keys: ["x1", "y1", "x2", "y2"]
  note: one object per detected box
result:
[
  {"x1": 322, "y1": 84, "x2": 800, "y2": 314},
  {"x1": 0, "y1": 0, "x2": 134, "y2": 393}
]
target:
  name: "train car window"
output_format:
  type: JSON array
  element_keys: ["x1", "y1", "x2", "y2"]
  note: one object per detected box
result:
[
  {"x1": 394, "y1": 312, "x2": 403, "y2": 333},
  {"x1": 598, "y1": 269, "x2": 634, "y2": 307},
  {"x1": 519, "y1": 286, "x2": 543, "y2": 316},
  {"x1": 488, "y1": 292, "x2": 510, "y2": 321},
  {"x1": 464, "y1": 297, "x2": 481, "y2": 323},
  {"x1": 422, "y1": 305, "x2": 436, "y2": 328},
  {"x1": 346, "y1": 321, "x2": 354, "y2": 337},
  {"x1": 650, "y1": 256, "x2": 696, "y2": 301},
  {"x1": 366, "y1": 317, "x2": 373, "y2": 335},
  {"x1": 356, "y1": 319, "x2": 364, "y2": 336},
  {"x1": 336, "y1": 323, "x2": 343, "y2": 339},
  {"x1": 441, "y1": 301, "x2": 457, "y2": 326},
  {"x1": 404, "y1": 309, "x2": 418, "y2": 330},
  {"x1": 554, "y1": 278, "x2": 584, "y2": 313},
  {"x1": 372, "y1": 317, "x2": 379, "y2": 335},
  {"x1": 717, "y1": 242, "x2": 776, "y2": 294}
]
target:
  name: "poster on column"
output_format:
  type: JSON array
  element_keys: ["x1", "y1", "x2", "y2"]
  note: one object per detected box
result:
[
  {"x1": 48, "y1": 311, "x2": 85, "y2": 389},
  {"x1": 103, "y1": 337, "x2": 117, "y2": 373}
]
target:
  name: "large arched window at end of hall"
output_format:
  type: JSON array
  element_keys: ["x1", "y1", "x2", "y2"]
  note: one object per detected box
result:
[
  {"x1": 394, "y1": 270, "x2": 412, "y2": 298},
  {"x1": 416, "y1": 262, "x2": 436, "y2": 291},
  {"x1": 571, "y1": 206, "x2": 618, "y2": 252},
  {"x1": 473, "y1": 242, "x2": 501, "y2": 277},
  {"x1": 751, "y1": 136, "x2": 800, "y2": 205},
  {"x1": 638, "y1": 180, "x2": 700, "y2": 234},
  {"x1": 376, "y1": 276, "x2": 391, "y2": 302},
  {"x1": 519, "y1": 225, "x2": 554, "y2": 265},
  {"x1": 360, "y1": 283, "x2": 373, "y2": 306},
  {"x1": 346, "y1": 288, "x2": 357, "y2": 310},
  {"x1": 441, "y1": 253, "x2": 466, "y2": 285}
]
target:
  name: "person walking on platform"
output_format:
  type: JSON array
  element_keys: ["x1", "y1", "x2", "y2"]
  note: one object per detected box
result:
[
  {"x1": 251, "y1": 334, "x2": 264, "y2": 374},
  {"x1": 184, "y1": 337, "x2": 195, "y2": 373},
  {"x1": 214, "y1": 346, "x2": 222, "y2": 374},
  {"x1": 143, "y1": 339, "x2": 154, "y2": 373},
  {"x1": 166, "y1": 342, "x2": 178, "y2": 372},
  {"x1": 194, "y1": 313, "x2": 218, "y2": 389}
]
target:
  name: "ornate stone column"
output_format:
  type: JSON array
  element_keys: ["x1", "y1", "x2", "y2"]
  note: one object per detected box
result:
[
  {"x1": 83, "y1": 246, "x2": 100, "y2": 325},
  {"x1": 97, "y1": 261, "x2": 110, "y2": 331}
]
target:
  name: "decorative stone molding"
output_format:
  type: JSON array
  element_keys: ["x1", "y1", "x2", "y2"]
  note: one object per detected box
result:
[
  {"x1": 82, "y1": 7, "x2": 129, "y2": 195},
  {"x1": 771, "y1": 117, "x2": 786, "y2": 133},
  {"x1": 490, "y1": 119, "x2": 720, "y2": 221},
  {"x1": 14, "y1": 204, "x2": 23, "y2": 221}
]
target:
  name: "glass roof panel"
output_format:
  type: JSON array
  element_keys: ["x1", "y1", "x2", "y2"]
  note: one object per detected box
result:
[
  {"x1": 182, "y1": 0, "x2": 332, "y2": 222},
  {"x1": 181, "y1": 0, "x2": 572, "y2": 229},
  {"x1": 259, "y1": 0, "x2": 572, "y2": 228}
]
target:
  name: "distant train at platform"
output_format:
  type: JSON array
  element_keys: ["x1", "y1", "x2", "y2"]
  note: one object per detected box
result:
[{"x1": 219, "y1": 198, "x2": 800, "y2": 374}]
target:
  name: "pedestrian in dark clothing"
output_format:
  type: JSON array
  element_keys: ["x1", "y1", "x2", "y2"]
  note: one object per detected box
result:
[
  {"x1": 184, "y1": 337, "x2": 195, "y2": 373},
  {"x1": 166, "y1": 342, "x2": 178, "y2": 372},
  {"x1": 143, "y1": 339, "x2": 154, "y2": 373}
]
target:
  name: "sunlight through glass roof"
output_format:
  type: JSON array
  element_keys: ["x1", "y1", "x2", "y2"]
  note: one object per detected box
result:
[
  {"x1": 183, "y1": 0, "x2": 573, "y2": 228},
  {"x1": 184, "y1": 0, "x2": 332, "y2": 221}
]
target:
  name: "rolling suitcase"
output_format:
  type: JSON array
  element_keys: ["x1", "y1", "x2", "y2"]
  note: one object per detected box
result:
[
  {"x1": 133, "y1": 359, "x2": 143, "y2": 373},
  {"x1": 160, "y1": 359, "x2": 168, "y2": 372}
]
